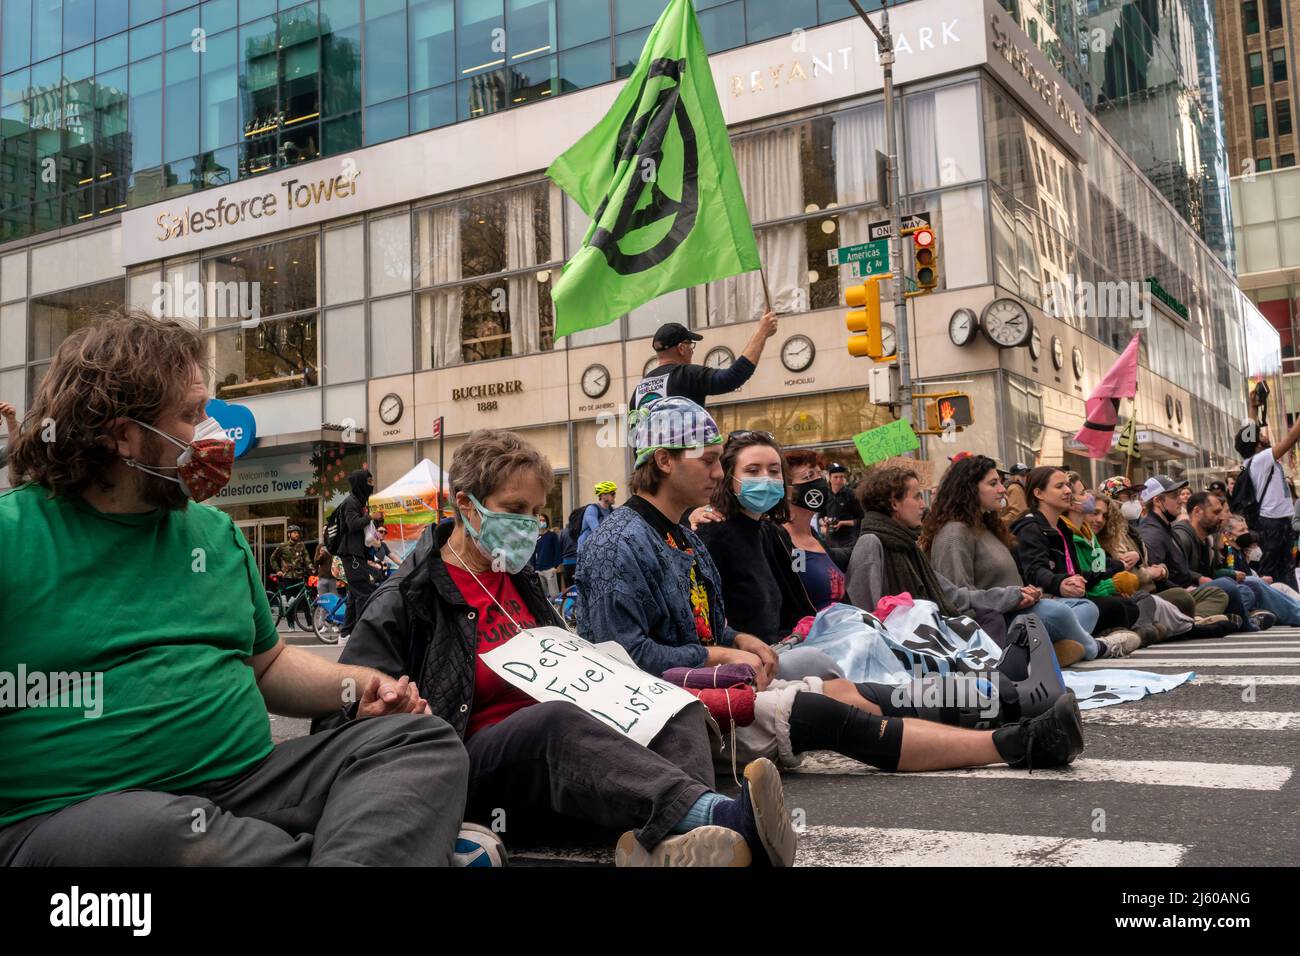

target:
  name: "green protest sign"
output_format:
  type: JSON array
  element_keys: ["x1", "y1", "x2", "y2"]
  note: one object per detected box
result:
[{"x1": 853, "y1": 419, "x2": 920, "y2": 467}]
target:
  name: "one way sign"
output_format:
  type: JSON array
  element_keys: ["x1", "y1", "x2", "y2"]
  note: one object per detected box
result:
[{"x1": 867, "y1": 211, "x2": 932, "y2": 242}]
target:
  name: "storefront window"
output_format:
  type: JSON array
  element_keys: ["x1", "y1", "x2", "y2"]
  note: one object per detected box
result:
[
  {"x1": 323, "y1": 304, "x2": 365, "y2": 383},
  {"x1": 29, "y1": 276, "x2": 126, "y2": 361},
  {"x1": 209, "y1": 313, "x2": 319, "y2": 399},
  {"x1": 204, "y1": 233, "x2": 318, "y2": 328},
  {"x1": 414, "y1": 180, "x2": 562, "y2": 365}
]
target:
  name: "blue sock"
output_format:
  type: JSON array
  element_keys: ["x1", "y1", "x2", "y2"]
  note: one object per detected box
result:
[{"x1": 669, "y1": 792, "x2": 726, "y2": 834}]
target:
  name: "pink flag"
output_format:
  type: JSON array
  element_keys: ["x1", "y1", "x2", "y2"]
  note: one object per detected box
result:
[{"x1": 1074, "y1": 334, "x2": 1140, "y2": 458}]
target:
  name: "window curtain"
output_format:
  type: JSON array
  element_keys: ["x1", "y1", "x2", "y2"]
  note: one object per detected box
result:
[
  {"x1": 506, "y1": 185, "x2": 541, "y2": 356},
  {"x1": 705, "y1": 126, "x2": 805, "y2": 325},
  {"x1": 904, "y1": 92, "x2": 938, "y2": 194},
  {"x1": 418, "y1": 203, "x2": 462, "y2": 367},
  {"x1": 834, "y1": 105, "x2": 886, "y2": 246}
]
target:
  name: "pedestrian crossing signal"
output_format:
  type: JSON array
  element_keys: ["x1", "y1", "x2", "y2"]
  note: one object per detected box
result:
[{"x1": 924, "y1": 392, "x2": 973, "y2": 432}]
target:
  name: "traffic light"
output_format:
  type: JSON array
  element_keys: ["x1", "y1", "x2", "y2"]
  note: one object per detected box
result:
[
  {"x1": 845, "y1": 275, "x2": 887, "y2": 358},
  {"x1": 912, "y1": 227, "x2": 938, "y2": 292},
  {"x1": 924, "y1": 392, "x2": 974, "y2": 432}
]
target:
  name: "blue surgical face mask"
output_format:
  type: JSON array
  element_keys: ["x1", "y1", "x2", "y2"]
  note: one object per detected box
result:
[
  {"x1": 462, "y1": 493, "x2": 541, "y2": 574},
  {"x1": 734, "y1": 476, "x2": 786, "y2": 515}
]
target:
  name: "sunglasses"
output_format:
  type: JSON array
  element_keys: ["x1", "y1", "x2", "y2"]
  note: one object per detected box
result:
[{"x1": 728, "y1": 429, "x2": 776, "y2": 444}]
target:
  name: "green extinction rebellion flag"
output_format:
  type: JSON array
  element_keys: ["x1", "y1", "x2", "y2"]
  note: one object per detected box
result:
[{"x1": 546, "y1": 0, "x2": 760, "y2": 338}]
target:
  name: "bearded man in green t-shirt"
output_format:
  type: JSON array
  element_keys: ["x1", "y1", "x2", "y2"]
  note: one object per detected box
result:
[{"x1": 0, "y1": 310, "x2": 469, "y2": 866}]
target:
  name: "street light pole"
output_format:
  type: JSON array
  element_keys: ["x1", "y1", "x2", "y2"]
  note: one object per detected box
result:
[{"x1": 847, "y1": 0, "x2": 912, "y2": 426}]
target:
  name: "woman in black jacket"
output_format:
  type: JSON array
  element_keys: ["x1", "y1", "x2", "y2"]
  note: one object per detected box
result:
[
  {"x1": 313, "y1": 428, "x2": 799, "y2": 868},
  {"x1": 1010, "y1": 466, "x2": 1141, "y2": 657}
]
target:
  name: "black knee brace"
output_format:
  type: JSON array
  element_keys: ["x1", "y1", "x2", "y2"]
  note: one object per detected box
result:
[
  {"x1": 788, "y1": 691, "x2": 905, "y2": 772},
  {"x1": 857, "y1": 675, "x2": 1009, "y2": 730}
]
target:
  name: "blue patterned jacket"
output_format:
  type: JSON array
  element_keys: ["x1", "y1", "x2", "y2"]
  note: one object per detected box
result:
[{"x1": 575, "y1": 502, "x2": 737, "y2": 676}]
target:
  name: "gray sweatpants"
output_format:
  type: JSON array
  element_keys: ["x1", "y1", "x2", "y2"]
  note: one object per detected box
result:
[{"x1": 0, "y1": 714, "x2": 469, "y2": 866}]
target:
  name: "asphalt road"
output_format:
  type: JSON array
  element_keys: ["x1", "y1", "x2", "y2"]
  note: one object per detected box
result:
[{"x1": 268, "y1": 625, "x2": 1300, "y2": 867}]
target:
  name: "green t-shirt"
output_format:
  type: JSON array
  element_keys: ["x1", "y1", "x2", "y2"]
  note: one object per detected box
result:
[{"x1": 0, "y1": 484, "x2": 279, "y2": 827}]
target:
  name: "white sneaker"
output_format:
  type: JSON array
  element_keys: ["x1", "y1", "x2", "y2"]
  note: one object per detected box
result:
[{"x1": 1101, "y1": 629, "x2": 1141, "y2": 657}]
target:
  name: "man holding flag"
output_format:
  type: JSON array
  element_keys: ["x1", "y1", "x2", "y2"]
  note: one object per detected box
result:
[{"x1": 546, "y1": 0, "x2": 767, "y2": 346}]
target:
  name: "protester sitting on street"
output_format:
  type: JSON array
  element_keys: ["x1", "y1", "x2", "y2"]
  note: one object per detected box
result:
[
  {"x1": 920, "y1": 455, "x2": 1106, "y2": 666},
  {"x1": 783, "y1": 449, "x2": 849, "y2": 607},
  {"x1": 1079, "y1": 489, "x2": 1206, "y2": 644},
  {"x1": 1234, "y1": 413, "x2": 1300, "y2": 586},
  {"x1": 693, "y1": 431, "x2": 843, "y2": 681},
  {"x1": 1138, "y1": 475, "x2": 1244, "y2": 630},
  {"x1": 577, "y1": 397, "x2": 1086, "y2": 778},
  {"x1": 1090, "y1": 492, "x2": 1233, "y2": 641},
  {"x1": 1061, "y1": 477, "x2": 1166, "y2": 649},
  {"x1": 0, "y1": 310, "x2": 467, "y2": 866},
  {"x1": 1011, "y1": 467, "x2": 1142, "y2": 657},
  {"x1": 1174, "y1": 491, "x2": 1274, "y2": 630},
  {"x1": 848, "y1": 466, "x2": 1034, "y2": 645},
  {"x1": 1221, "y1": 516, "x2": 1300, "y2": 625},
  {"x1": 1099, "y1": 476, "x2": 1146, "y2": 537},
  {"x1": 318, "y1": 427, "x2": 803, "y2": 868}
]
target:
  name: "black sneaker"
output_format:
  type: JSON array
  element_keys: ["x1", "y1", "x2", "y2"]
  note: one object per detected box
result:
[
  {"x1": 1225, "y1": 614, "x2": 1248, "y2": 633},
  {"x1": 992, "y1": 691, "x2": 1085, "y2": 771},
  {"x1": 1250, "y1": 610, "x2": 1277, "y2": 631}
]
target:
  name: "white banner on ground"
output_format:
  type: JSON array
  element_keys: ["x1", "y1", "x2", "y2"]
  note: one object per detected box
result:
[{"x1": 480, "y1": 626, "x2": 698, "y2": 745}]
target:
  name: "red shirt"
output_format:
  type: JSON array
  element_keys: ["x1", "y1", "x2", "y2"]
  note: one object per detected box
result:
[{"x1": 446, "y1": 564, "x2": 538, "y2": 736}]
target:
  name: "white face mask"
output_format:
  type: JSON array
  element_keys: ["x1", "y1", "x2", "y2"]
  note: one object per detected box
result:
[
  {"x1": 1247, "y1": 547, "x2": 1263, "y2": 563},
  {"x1": 1121, "y1": 500, "x2": 1143, "y2": 521}
]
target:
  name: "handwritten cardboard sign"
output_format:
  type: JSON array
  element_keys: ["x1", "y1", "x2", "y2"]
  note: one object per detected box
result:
[
  {"x1": 877, "y1": 455, "x2": 935, "y2": 489},
  {"x1": 852, "y1": 419, "x2": 920, "y2": 466},
  {"x1": 479, "y1": 626, "x2": 698, "y2": 746}
]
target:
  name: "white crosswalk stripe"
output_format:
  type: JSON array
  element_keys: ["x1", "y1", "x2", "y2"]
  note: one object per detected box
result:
[
  {"x1": 1136, "y1": 643, "x2": 1300, "y2": 651},
  {"x1": 790, "y1": 753, "x2": 1293, "y2": 789},
  {"x1": 797, "y1": 826, "x2": 1187, "y2": 867},
  {"x1": 1082, "y1": 709, "x2": 1300, "y2": 730},
  {"x1": 1191, "y1": 674, "x2": 1300, "y2": 685},
  {"x1": 1074, "y1": 658, "x2": 1300, "y2": 667}
]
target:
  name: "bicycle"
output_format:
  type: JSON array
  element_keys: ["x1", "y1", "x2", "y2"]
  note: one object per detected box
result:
[
  {"x1": 313, "y1": 565, "x2": 396, "y2": 645},
  {"x1": 265, "y1": 573, "x2": 317, "y2": 632},
  {"x1": 549, "y1": 584, "x2": 579, "y2": 629}
]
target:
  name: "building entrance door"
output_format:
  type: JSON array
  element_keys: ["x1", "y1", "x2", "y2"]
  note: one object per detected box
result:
[{"x1": 236, "y1": 517, "x2": 288, "y2": 586}]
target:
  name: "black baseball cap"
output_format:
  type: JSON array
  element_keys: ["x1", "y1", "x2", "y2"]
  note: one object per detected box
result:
[
  {"x1": 1009, "y1": 462, "x2": 1031, "y2": 476},
  {"x1": 652, "y1": 322, "x2": 704, "y2": 351},
  {"x1": 827, "y1": 462, "x2": 848, "y2": 474},
  {"x1": 1207, "y1": 480, "x2": 1228, "y2": 493}
]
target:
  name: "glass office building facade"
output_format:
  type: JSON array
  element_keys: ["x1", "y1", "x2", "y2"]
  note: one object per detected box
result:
[
  {"x1": 0, "y1": 0, "x2": 879, "y2": 244},
  {"x1": 997, "y1": 0, "x2": 1235, "y2": 268},
  {"x1": 0, "y1": 0, "x2": 1278, "y2": 538}
]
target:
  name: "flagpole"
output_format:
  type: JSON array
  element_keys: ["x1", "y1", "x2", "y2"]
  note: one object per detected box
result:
[{"x1": 759, "y1": 267, "x2": 773, "y2": 313}]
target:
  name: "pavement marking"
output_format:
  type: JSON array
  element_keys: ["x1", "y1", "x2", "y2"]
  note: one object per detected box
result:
[
  {"x1": 512, "y1": 830, "x2": 1188, "y2": 868},
  {"x1": 1082, "y1": 709, "x2": 1300, "y2": 730},
  {"x1": 797, "y1": 825, "x2": 1187, "y2": 867},
  {"x1": 1134, "y1": 643, "x2": 1300, "y2": 652},
  {"x1": 791, "y1": 753, "x2": 1293, "y2": 790},
  {"x1": 1191, "y1": 674, "x2": 1300, "y2": 685},
  {"x1": 1073, "y1": 658, "x2": 1300, "y2": 668}
]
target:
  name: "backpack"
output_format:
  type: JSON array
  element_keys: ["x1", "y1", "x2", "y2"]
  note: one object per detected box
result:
[
  {"x1": 323, "y1": 506, "x2": 344, "y2": 553},
  {"x1": 1229, "y1": 455, "x2": 1279, "y2": 528},
  {"x1": 565, "y1": 504, "x2": 590, "y2": 543}
]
